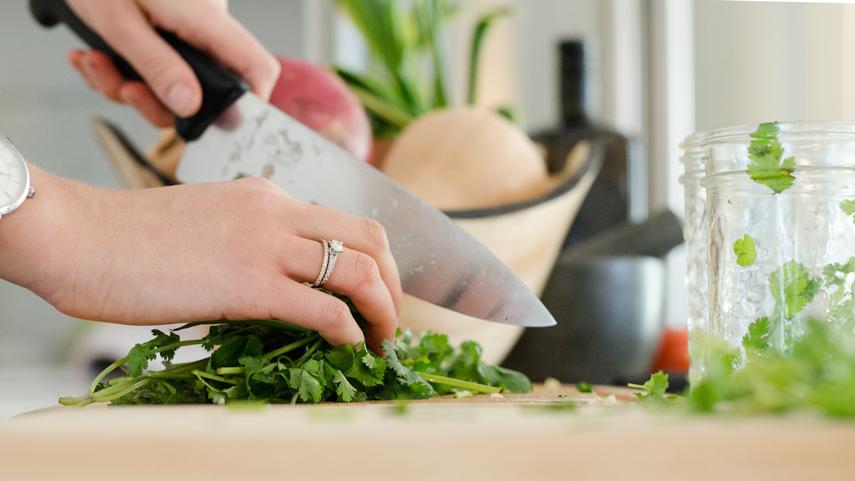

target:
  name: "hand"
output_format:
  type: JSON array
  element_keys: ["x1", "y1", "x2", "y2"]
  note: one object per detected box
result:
[
  {"x1": 0, "y1": 168, "x2": 401, "y2": 352},
  {"x1": 65, "y1": 0, "x2": 280, "y2": 127}
]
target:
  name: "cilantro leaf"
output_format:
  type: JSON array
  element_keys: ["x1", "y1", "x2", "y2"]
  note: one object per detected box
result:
[
  {"x1": 326, "y1": 343, "x2": 385, "y2": 387},
  {"x1": 841, "y1": 199, "x2": 855, "y2": 223},
  {"x1": 577, "y1": 381, "x2": 593, "y2": 393},
  {"x1": 477, "y1": 364, "x2": 532, "y2": 393},
  {"x1": 382, "y1": 340, "x2": 434, "y2": 399},
  {"x1": 288, "y1": 365, "x2": 323, "y2": 403},
  {"x1": 210, "y1": 335, "x2": 259, "y2": 369},
  {"x1": 126, "y1": 330, "x2": 179, "y2": 377},
  {"x1": 331, "y1": 369, "x2": 357, "y2": 402},
  {"x1": 769, "y1": 261, "x2": 820, "y2": 319},
  {"x1": 747, "y1": 122, "x2": 796, "y2": 194},
  {"x1": 742, "y1": 317, "x2": 771, "y2": 351},
  {"x1": 823, "y1": 257, "x2": 855, "y2": 289},
  {"x1": 628, "y1": 370, "x2": 669, "y2": 400},
  {"x1": 733, "y1": 234, "x2": 757, "y2": 267}
]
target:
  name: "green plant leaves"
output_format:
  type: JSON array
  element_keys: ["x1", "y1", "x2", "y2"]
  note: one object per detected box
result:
[
  {"x1": 733, "y1": 234, "x2": 757, "y2": 267},
  {"x1": 69, "y1": 317, "x2": 532, "y2": 407},
  {"x1": 747, "y1": 122, "x2": 796, "y2": 194},
  {"x1": 769, "y1": 261, "x2": 821, "y2": 320}
]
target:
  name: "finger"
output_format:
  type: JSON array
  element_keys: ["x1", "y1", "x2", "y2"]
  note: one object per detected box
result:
[
  {"x1": 119, "y1": 83, "x2": 175, "y2": 127},
  {"x1": 285, "y1": 239, "x2": 398, "y2": 352},
  {"x1": 270, "y1": 281, "x2": 365, "y2": 347},
  {"x1": 142, "y1": 0, "x2": 280, "y2": 99},
  {"x1": 294, "y1": 206, "x2": 403, "y2": 312},
  {"x1": 79, "y1": 51, "x2": 126, "y2": 102},
  {"x1": 68, "y1": 50, "x2": 98, "y2": 90},
  {"x1": 69, "y1": 0, "x2": 202, "y2": 117}
]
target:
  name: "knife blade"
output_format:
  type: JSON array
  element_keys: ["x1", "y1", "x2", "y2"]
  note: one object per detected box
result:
[{"x1": 30, "y1": 0, "x2": 556, "y2": 328}]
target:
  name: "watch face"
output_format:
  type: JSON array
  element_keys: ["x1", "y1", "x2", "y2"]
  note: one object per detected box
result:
[{"x1": 0, "y1": 137, "x2": 29, "y2": 215}]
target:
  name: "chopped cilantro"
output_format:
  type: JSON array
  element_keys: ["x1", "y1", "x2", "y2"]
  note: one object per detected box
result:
[
  {"x1": 742, "y1": 317, "x2": 771, "y2": 351},
  {"x1": 769, "y1": 261, "x2": 820, "y2": 320},
  {"x1": 747, "y1": 122, "x2": 796, "y2": 194},
  {"x1": 841, "y1": 199, "x2": 855, "y2": 222},
  {"x1": 628, "y1": 370, "x2": 669, "y2": 402},
  {"x1": 733, "y1": 234, "x2": 757, "y2": 267}
]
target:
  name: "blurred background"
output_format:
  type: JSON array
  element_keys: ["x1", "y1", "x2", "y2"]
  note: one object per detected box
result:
[{"x1": 1, "y1": 0, "x2": 854, "y2": 416}]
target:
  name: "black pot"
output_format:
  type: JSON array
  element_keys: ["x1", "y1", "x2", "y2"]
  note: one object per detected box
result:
[{"x1": 502, "y1": 255, "x2": 666, "y2": 384}]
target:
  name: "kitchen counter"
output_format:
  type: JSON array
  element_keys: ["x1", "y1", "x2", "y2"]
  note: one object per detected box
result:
[{"x1": 2, "y1": 385, "x2": 855, "y2": 481}]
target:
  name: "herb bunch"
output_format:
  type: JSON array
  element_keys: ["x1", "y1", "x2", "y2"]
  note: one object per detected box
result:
[{"x1": 60, "y1": 321, "x2": 531, "y2": 407}]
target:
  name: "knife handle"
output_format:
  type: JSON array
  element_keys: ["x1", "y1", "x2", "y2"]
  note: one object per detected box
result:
[{"x1": 29, "y1": 0, "x2": 247, "y2": 141}]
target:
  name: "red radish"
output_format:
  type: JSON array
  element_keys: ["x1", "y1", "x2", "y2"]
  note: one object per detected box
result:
[{"x1": 269, "y1": 57, "x2": 372, "y2": 163}]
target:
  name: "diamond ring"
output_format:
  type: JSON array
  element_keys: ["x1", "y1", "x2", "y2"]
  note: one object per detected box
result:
[{"x1": 312, "y1": 239, "x2": 344, "y2": 288}]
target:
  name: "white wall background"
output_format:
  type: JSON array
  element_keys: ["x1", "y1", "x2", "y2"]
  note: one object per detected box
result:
[{"x1": 694, "y1": 0, "x2": 855, "y2": 130}]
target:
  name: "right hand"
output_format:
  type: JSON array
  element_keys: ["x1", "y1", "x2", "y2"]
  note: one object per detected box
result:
[
  {"x1": 65, "y1": 0, "x2": 280, "y2": 127},
  {"x1": 0, "y1": 168, "x2": 401, "y2": 352}
]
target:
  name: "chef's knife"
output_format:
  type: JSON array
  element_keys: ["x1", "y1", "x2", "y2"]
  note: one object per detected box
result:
[{"x1": 30, "y1": 0, "x2": 556, "y2": 328}]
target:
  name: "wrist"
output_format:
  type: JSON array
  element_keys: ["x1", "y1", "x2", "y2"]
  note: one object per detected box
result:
[{"x1": 0, "y1": 165, "x2": 87, "y2": 293}]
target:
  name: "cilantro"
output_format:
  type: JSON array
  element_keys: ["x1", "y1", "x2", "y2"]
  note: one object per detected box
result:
[
  {"x1": 126, "y1": 330, "x2": 179, "y2": 377},
  {"x1": 477, "y1": 364, "x2": 532, "y2": 393},
  {"x1": 61, "y1": 311, "x2": 531, "y2": 407},
  {"x1": 733, "y1": 235, "x2": 757, "y2": 267},
  {"x1": 289, "y1": 360, "x2": 324, "y2": 403},
  {"x1": 576, "y1": 381, "x2": 593, "y2": 393},
  {"x1": 628, "y1": 370, "x2": 669, "y2": 402},
  {"x1": 769, "y1": 261, "x2": 820, "y2": 320},
  {"x1": 382, "y1": 340, "x2": 434, "y2": 399},
  {"x1": 742, "y1": 317, "x2": 771, "y2": 351},
  {"x1": 331, "y1": 369, "x2": 357, "y2": 402},
  {"x1": 841, "y1": 199, "x2": 855, "y2": 222},
  {"x1": 746, "y1": 122, "x2": 796, "y2": 193}
]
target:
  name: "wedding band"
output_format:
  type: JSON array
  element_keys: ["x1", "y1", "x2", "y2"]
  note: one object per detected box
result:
[
  {"x1": 312, "y1": 239, "x2": 344, "y2": 288},
  {"x1": 312, "y1": 240, "x2": 331, "y2": 287}
]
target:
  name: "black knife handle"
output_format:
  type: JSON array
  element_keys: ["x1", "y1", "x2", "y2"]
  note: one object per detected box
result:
[{"x1": 29, "y1": 0, "x2": 247, "y2": 141}]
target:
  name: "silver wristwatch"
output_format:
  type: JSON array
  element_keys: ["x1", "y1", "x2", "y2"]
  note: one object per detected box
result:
[{"x1": 0, "y1": 135, "x2": 35, "y2": 220}]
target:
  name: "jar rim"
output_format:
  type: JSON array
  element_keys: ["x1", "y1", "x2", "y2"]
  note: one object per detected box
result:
[{"x1": 699, "y1": 121, "x2": 855, "y2": 147}]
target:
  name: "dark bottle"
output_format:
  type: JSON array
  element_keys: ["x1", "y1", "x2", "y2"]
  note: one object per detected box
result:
[
  {"x1": 530, "y1": 39, "x2": 639, "y2": 247},
  {"x1": 504, "y1": 40, "x2": 650, "y2": 384}
]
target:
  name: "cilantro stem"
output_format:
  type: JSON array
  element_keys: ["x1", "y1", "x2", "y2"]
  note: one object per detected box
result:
[
  {"x1": 192, "y1": 370, "x2": 240, "y2": 385},
  {"x1": 262, "y1": 335, "x2": 319, "y2": 361},
  {"x1": 417, "y1": 372, "x2": 501, "y2": 394},
  {"x1": 193, "y1": 373, "x2": 226, "y2": 395},
  {"x1": 292, "y1": 338, "x2": 323, "y2": 366},
  {"x1": 96, "y1": 379, "x2": 152, "y2": 403},
  {"x1": 87, "y1": 340, "x2": 204, "y2": 395},
  {"x1": 148, "y1": 359, "x2": 208, "y2": 379},
  {"x1": 89, "y1": 377, "x2": 146, "y2": 401},
  {"x1": 216, "y1": 367, "x2": 245, "y2": 376}
]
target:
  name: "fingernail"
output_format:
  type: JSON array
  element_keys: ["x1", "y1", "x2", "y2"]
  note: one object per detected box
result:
[{"x1": 165, "y1": 82, "x2": 196, "y2": 117}]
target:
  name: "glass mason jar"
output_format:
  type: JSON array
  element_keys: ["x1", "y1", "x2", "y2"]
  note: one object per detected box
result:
[
  {"x1": 698, "y1": 122, "x2": 855, "y2": 363},
  {"x1": 679, "y1": 132, "x2": 708, "y2": 383}
]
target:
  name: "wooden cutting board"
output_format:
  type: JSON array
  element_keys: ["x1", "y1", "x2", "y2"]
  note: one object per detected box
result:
[{"x1": 2, "y1": 385, "x2": 854, "y2": 481}]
